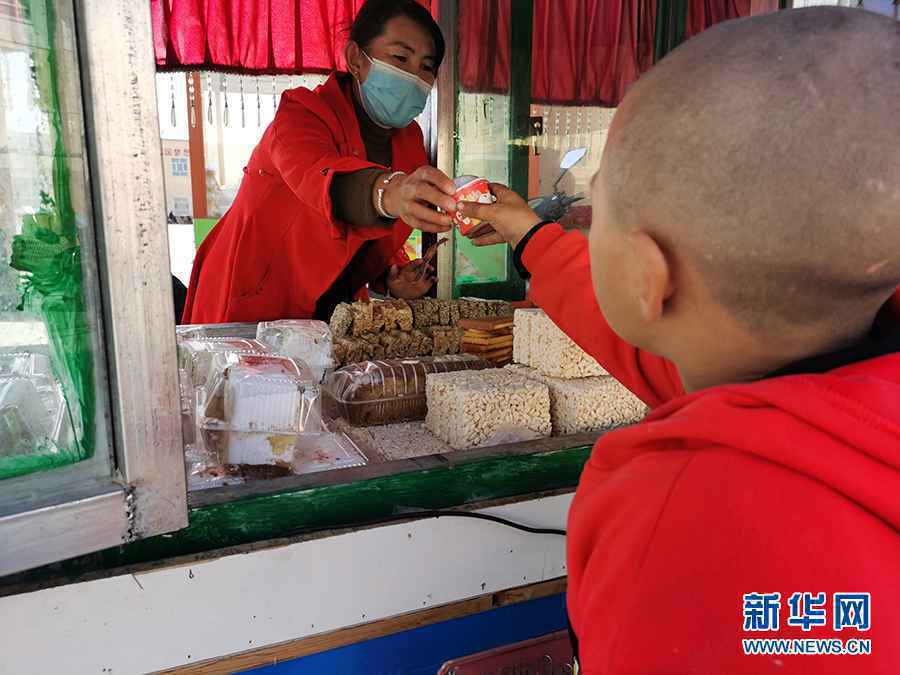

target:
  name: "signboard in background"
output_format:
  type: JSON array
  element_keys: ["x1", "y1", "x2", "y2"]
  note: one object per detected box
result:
[{"x1": 161, "y1": 139, "x2": 192, "y2": 221}]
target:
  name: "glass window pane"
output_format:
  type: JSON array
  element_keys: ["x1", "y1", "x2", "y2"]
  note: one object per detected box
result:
[{"x1": 0, "y1": 0, "x2": 112, "y2": 482}]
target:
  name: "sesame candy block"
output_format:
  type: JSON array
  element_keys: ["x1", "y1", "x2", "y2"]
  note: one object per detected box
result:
[
  {"x1": 513, "y1": 308, "x2": 542, "y2": 366},
  {"x1": 350, "y1": 302, "x2": 375, "y2": 336},
  {"x1": 425, "y1": 369, "x2": 551, "y2": 450},
  {"x1": 329, "y1": 303, "x2": 354, "y2": 338},
  {"x1": 394, "y1": 300, "x2": 414, "y2": 332},
  {"x1": 437, "y1": 299, "x2": 453, "y2": 326},
  {"x1": 530, "y1": 311, "x2": 607, "y2": 379},
  {"x1": 428, "y1": 326, "x2": 451, "y2": 356},
  {"x1": 410, "y1": 329, "x2": 434, "y2": 357},
  {"x1": 410, "y1": 298, "x2": 440, "y2": 328},
  {"x1": 507, "y1": 364, "x2": 647, "y2": 435}
]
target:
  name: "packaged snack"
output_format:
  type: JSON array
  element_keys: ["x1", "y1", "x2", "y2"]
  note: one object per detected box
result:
[
  {"x1": 450, "y1": 176, "x2": 495, "y2": 235},
  {"x1": 324, "y1": 354, "x2": 490, "y2": 427}
]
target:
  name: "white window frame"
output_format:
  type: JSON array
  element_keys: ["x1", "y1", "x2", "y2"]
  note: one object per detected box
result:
[{"x1": 0, "y1": 0, "x2": 187, "y2": 576}]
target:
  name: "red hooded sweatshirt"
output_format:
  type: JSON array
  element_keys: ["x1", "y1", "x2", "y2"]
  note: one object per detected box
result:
[{"x1": 522, "y1": 223, "x2": 900, "y2": 674}]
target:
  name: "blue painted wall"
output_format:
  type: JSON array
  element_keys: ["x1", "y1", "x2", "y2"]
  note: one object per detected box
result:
[{"x1": 246, "y1": 592, "x2": 567, "y2": 675}]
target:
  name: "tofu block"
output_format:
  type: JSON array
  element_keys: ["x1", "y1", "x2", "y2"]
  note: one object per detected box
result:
[
  {"x1": 507, "y1": 364, "x2": 647, "y2": 435},
  {"x1": 425, "y1": 369, "x2": 551, "y2": 449},
  {"x1": 513, "y1": 308, "x2": 542, "y2": 367},
  {"x1": 530, "y1": 311, "x2": 607, "y2": 379}
]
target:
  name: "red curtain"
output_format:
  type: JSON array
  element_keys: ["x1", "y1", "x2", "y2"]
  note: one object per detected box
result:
[
  {"x1": 458, "y1": 0, "x2": 656, "y2": 107},
  {"x1": 152, "y1": 0, "x2": 428, "y2": 74},
  {"x1": 457, "y1": 0, "x2": 511, "y2": 94},
  {"x1": 685, "y1": 0, "x2": 751, "y2": 39},
  {"x1": 750, "y1": 0, "x2": 780, "y2": 15},
  {"x1": 531, "y1": 0, "x2": 652, "y2": 106}
]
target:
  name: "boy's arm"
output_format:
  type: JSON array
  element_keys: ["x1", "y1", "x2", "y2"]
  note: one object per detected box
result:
[{"x1": 520, "y1": 223, "x2": 683, "y2": 407}]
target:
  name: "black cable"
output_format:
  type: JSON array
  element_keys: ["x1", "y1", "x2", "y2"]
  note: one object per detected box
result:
[{"x1": 369, "y1": 509, "x2": 567, "y2": 536}]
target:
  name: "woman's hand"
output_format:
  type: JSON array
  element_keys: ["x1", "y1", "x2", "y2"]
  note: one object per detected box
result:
[
  {"x1": 386, "y1": 262, "x2": 434, "y2": 299},
  {"x1": 381, "y1": 166, "x2": 457, "y2": 234},
  {"x1": 459, "y1": 183, "x2": 542, "y2": 248},
  {"x1": 385, "y1": 239, "x2": 444, "y2": 299}
]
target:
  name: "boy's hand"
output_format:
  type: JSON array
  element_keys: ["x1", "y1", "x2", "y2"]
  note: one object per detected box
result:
[{"x1": 459, "y1": 184, "x2": 542, "y2": 248}]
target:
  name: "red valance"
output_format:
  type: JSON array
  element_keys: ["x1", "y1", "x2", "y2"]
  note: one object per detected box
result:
[
  {"x1": 685, "y1": 0, "x2": 751, "y2": 38},
  {"x1": 152, "y1": 0, "x2": 767, "y2": 105},
  {"x1": 459, "y1": 0, "x2": 656, "y2": 108},
  {"x1": 152, "y1": 0, "x2": 428, "y2": 74},
  {"x1": 458, "y1": 0, "x2": 764, "y2": 107},
  {"x1": 531, "y1": 0, "x2": 654, "y2": 107}
]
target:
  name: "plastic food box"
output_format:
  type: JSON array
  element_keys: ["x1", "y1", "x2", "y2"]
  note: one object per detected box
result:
[
  {"x1": 176, "y1": 322, "x2": 260, "y2": 341},
  {"x1": 177, "y1": 338, "x2": 271, "y2": 391},
  {"x1": 323, "y1": 354, "x2": 491, "y2": 427},
  {"x1": 256, "y1": 319, "x2": 334, "y2": 383},
  {"x1": 197, "y1": 354, "x2": 323, "y2": 466}
]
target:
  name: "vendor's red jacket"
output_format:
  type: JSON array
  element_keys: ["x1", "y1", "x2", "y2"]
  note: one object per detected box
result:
[
  {"x1": 524, "y1": 223, "x2": 900, "y2": 674},
  {"x1": 182, "y1": 74, "x2": 423, "y2": 324}
]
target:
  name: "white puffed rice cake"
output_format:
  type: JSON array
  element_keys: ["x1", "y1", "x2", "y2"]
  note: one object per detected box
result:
[
  {"x1": 512, "y1": 308, "x2": 542, "y2": 367},
  {"x1": 507, "y1": 364, "x2": 648, "y2": 435},
  {"x1": 425, "y1": 369, "x2": 551, "y2": 450},
  {"x1": 522, "y1": 310, "x2": 607, "y2": 379}
]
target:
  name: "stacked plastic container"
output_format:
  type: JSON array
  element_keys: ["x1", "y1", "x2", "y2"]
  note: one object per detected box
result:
[
  {"x1": 177, "y1": 320, "x2": 365, "y2": 489},
  {"x1": 0, "y1": 351, "x2": 74, "y2": 462}
]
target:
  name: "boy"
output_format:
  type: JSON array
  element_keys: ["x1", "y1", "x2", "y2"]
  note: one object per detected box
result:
[{"x1": 461, "y1": 8, "x2": 899, "y2": 673}]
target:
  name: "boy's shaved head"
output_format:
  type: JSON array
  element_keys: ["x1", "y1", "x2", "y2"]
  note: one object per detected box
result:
[{"x1": 600, "y1": 7, "x2": 900, "y2": 338}]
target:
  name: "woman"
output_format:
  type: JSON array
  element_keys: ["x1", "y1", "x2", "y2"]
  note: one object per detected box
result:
[{"x1": 182, "y1": 0, "x2": 457, "y2": 324}]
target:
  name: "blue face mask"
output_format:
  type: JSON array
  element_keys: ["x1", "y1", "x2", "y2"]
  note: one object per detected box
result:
[{"x1": 357, "y1": 52, "x2": 432, "y2": 129}]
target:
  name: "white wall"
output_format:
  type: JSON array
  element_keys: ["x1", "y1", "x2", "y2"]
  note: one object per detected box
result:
[{"x1": 0, "y1": 493, "x2": 572, "y2": 674}]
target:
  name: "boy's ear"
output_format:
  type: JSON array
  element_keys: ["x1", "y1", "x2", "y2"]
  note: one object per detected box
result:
[{"x1": 630, "y1": 231, "x2": 673, "y2": 324}]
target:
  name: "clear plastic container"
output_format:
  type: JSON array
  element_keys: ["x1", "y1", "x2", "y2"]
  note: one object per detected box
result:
[
  {"x1": 176, "y1": 322, "x2": 260, "y2": 341},
  {"x1": 178, "y1": 338, "x2": 271, "y2": 391},
  {"x1": 0, "y1": 377, "x2": 54, "y2": 457},
  {"x1": 256, "y1": 320, "x2": 334, "y2": 384},
  {"x1": 0, "y1": 351, "x2": 52, "y2": 379},
  {"x1": 197, "y1": 354, "x2": 323, "y2": 466},
  {"x1": 293, "y1": 428, "x2": 367, "y2": 474},
  {"x1": 323, "y1": 354, "x2": 491, "y2": 427}
]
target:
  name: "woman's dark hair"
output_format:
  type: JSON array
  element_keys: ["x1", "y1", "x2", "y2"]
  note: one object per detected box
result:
[{"x1": 349, "y1": 0, "x2": 445, "y2": 70}]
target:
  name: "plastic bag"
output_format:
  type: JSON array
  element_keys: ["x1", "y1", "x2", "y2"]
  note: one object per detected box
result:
[
  {"x1": 178, "y1": 338, "x2": 270, "y2": 391},
  {"x1": 197, "y1": 354, "x2": 322, "y2": 466},
  {"x1": 256, "y1": 320, "x2": 334, "y2": 383},
  {"x1": 324, "y1": 354, "x2": 490, "y2": 427},
  {"x1": 177, "y1": 322, "x2": 260, "y2": 341}
]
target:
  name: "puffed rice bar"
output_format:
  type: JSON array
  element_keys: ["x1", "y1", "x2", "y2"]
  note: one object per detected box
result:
[
  {"x1": 425, "y1": 369, "x2": 551, "y2": 450},
  {"x1": 507, "y1": 364, "x2": 647, "y2": 435},
  {"x1": 529, "y1": 311, "x2": 607, "y2": 379}
]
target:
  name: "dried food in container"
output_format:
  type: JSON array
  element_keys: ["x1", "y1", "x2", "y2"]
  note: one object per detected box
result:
[{"x1": 324, "y1": 354, "x2": 490, "y2": 427}]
